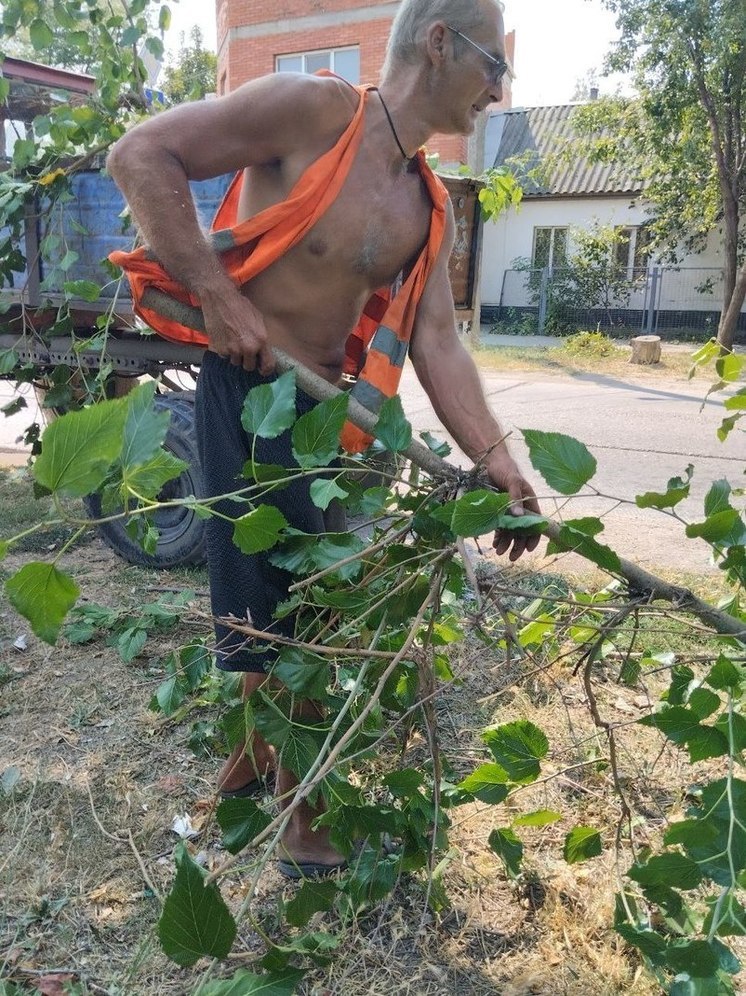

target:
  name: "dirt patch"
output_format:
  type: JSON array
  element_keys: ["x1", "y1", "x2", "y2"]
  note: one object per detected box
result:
[{"x1": 1, "y1": 478, "x2": 743, "y2": 993}]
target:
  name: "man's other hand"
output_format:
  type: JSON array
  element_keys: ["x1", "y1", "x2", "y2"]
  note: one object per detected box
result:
[
  {"x1": 486, "y1": 453, "x2": 543, "y2": 562},
  {"x1": 203, "y1": 284, "x2": 275, "y2": 375}
]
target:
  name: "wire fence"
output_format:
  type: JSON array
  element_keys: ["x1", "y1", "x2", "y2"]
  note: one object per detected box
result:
[{"x1": 489, "y1": 266, "x2": 744, "y2": 340}]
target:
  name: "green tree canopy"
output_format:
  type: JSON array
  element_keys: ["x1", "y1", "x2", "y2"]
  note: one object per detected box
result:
[
  {"x1": 574, "y1": 0, "x2": 746, "y2": 349},
  {"x1": 161, "y1": 25, "x2": 216, "y2": 105}
]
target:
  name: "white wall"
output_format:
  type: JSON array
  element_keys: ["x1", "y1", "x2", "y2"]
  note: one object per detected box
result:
[
  {"x1": 480, "y1": 195, "x2": 744, "y2": 316},
  {"x1": 480, "y1": 195, "x2": 648, "y2": 305}
]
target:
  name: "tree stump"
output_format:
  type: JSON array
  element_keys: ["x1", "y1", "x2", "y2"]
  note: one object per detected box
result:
[{"x1": 630, "y1": 335, "x2": 662, "y2": 365}]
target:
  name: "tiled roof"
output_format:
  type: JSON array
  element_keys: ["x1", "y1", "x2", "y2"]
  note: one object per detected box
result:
[{"x1": 487, "y1": 104, "x2": 643, "y2": 198}]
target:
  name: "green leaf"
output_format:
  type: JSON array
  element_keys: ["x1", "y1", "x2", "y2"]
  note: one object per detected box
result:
[
  {"x1": 450, "y1": 489, "x2": 512, "y2": 536},
  {"x1": 158, "y1": 843, "x2": 237, "y2": 966},
  {"x1": 125, "y1": 450, "x2": 188, "y2": 499},
  {"x1": 63, "y1": 279, "x2": 101, "y2": 302},
  {"x1": 665, "y1": 940, "x2": 720, "y2": 978},
  {"x1": 482, "y1": 720, "x2": 548, "y2": 784},
  {"x1": 636, "y1": 465, "x2": 693, "y2": 509},
  {"x1": 457, "y1": 763, "x2": 510, "y2": 804},
  {"x1": 522, "y1": 429, "x2": 597, "y2": 495},
  {"x1": 29, "y1": 18, "x2": 55, "y2": 48},
  {"x1": 686, "y1": 510, "x2": 742, "y2": 543},
  {"x1": 292, "y1": 394, "x2": 348, "y2": 468},
  {"x1": 120, "y1": 382, "x2": 171, "y2": 471},
  {"x1": 545, "y1": 520, "x2": 621, "y2": 574},
  {"x1": 153, "y1": 675, "x2": 186, "y2": 716},
  {"x1": 116, "y1": 625, "x2": 147, "y2": 663},
  {"x1": 252, "y1": 692, "x2": 292, "y2": 748},
  {"x1": 373, "y1": 395, "x2": 412, "y2": 452},
  {"x1": 628, "y1": 853, "x2": 702, "y2": 890},
  {"x1": 685, "y1": 778, "x2": 746, "y2": 886},
  {"x1": 383, "y1": 769, "x2": 426, "y2": 797},
  {"x1": 0, "y1": 349, "x2": 19, "y2": 375},
  {"x1": 33, "y1": 397, "x2": 127, "y2": 497},
  {"x1": 281, "y1": 727, "x2": 322, "y2": 782},
  {"x1": 216, "y1": 797, "x2": 272, "y2": 855},
  {"x1": 158, "y1": 5, "x2": 172, "y2": 31},
  {"x1": 241, "y1": 371, "x2": 297, "y2": 439},
  {"x1": 716, "y1": 353, "x2": 745, "y2": 383},
  {"x1": 512, "y1": 809, "x2": 562, "y2": 828},
  {"x1": 346, "y1": 847, "x2": 401, "y2": 906},
  {"x1": 309, "y1": 477, "x2": 348, "y2": 511},
  {"x1": 664, "y1": 818, "x2": 718, "y2": 850},
  {"x1": 615, "y1": 922, "x2": 668, "y2": 966},
  {"x1": 420, "y1": 430, "x2": 451, "y2": 457},
  {"x1": 233, "y1": 505, "x2": 288, "y2": 554},
  {"x1": 285, "y1": 880, "x2": 338, "y2": 928},
  {"x1": 706, "y1": 656, "x2": 743, "y2": 692},
  {"x1": 704, "y1": 479, "x2": 732, "y2": 517},
  {"x1": 563, "y1": 826, "x2": 602, "y2": 864},
  {"x1": 687, "y1": 687, "x2": 721, "y2": 721},
  {"x1": 703, "y1": 894, "x2": 746, "y2": 937},
  {"x1": 273, "y1": 648, "x2": 329, "y2": 699},
  {"x1": 488, "y1": 827, "x2": 523, "y2": 877},
  {"x1": 723, "y1": 388, "x2": 746, "y2": 411},
  {"x1": 201, "y1": 968, "x2": 305, "y2": 996},
  {"x1": 639, "y1": 706, "x2": 729, "y2": 762},
  {"x1": 5, "y1": 563, "x2": 80, "y2": 644}
]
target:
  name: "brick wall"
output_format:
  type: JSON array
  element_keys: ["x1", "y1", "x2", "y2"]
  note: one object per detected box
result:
[{"x1": 216, "y1": 1, "x2": 514, "y2": 167}]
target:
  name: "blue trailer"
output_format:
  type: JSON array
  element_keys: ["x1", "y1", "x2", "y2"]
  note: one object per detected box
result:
[{"x1": 1, "y1": 163, "x2": 484, "y2": 567}]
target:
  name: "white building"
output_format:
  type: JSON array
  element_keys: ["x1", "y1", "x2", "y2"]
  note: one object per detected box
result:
[{"x1": 479, "y1": 104, "x2": 741, "y2": 338}]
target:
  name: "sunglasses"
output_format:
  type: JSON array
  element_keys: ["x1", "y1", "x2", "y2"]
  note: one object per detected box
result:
[{"x1": 446, "y1": 24, "x2": 511, "y2": 85}]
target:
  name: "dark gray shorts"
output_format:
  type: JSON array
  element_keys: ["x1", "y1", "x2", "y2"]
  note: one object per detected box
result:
[{"x1": 195, "y1": 351, "x2": 339, "y2": 672}]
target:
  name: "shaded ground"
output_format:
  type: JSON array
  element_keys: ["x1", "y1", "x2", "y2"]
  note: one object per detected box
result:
[{"x1": 1, "y1": 468, "x2": 743, "y2": 994}]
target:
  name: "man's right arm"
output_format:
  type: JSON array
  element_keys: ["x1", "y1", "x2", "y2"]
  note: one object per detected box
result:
[{"x1": 106, "y1": 74, "x2": 353, "y2": 371}]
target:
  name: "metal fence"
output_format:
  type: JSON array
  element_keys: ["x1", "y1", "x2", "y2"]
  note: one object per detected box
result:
[{"x1": 489, "y1": 266, "x2": 744, "y2": 340}]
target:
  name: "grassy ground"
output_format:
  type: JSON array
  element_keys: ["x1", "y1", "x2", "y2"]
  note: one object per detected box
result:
[
  {"x1": 1, "y1": 467, "x2": 743, "y2": 994},
  {"x1": 473, "y1": 338, "x2": 703, "y2": 381}
]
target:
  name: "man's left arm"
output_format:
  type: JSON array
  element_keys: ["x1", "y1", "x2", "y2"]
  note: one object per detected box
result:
[{"x1": 409, "y1": 210, "x2": 542, "y2": 561}]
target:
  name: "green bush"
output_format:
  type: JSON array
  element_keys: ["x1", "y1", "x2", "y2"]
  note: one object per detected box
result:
[{"x1": 561, "y1": 330, "x2": 622, "y2": 358}]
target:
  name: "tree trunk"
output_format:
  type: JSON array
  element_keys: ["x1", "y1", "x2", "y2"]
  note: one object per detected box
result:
[
  {"x1": 717, "y1": 191, "x2": 740, "y2": 350},
  {"x1": 717, "y1": 259, "x2": 746, "y2": 352}
]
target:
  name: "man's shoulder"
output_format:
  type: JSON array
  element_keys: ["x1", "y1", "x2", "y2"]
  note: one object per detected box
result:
[{"x1": 240, "y1": 71, "x2": 360, "y2": 137}]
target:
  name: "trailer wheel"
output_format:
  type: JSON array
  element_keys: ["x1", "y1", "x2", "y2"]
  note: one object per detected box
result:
[{"x1": 83, "y1": 391, "x2": 207, "y2": 568}]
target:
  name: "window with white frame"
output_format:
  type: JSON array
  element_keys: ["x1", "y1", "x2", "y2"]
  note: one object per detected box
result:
[
  {"x1": 615, "y1": 226, "x2": 652, "y2": 274},
  {"x1": 532, "y1": 227, "x2": 568, "y2": 269},
  {"x1": 275, "y1": 46, "x2": 360, "y2": 84}
]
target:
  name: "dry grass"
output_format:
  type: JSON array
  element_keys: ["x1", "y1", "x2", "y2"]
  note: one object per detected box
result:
[
  {"x1": 1, "y1": 477, "x2": 744, "y2": 994},
  {"x1": 472, "y1": 340, "x2": 708, "y2": 382}
]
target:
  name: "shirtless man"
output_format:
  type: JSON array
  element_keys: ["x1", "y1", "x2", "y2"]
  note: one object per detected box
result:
[{"x1": 107, "y1": 0, "x2": 541, "y2": 876}]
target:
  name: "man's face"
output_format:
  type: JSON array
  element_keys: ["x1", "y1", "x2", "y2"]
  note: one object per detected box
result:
[{"x1": 447, "y1": 2, "x2": 507, "y2": 133}]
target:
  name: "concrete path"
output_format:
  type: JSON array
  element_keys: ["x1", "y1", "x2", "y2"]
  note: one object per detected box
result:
[
  {"x1": 398, "y1": 362, "x2": 742, "y2": 574},
  {"x1": 1, "y1": 352, "x2": 742, "y2": 574}
]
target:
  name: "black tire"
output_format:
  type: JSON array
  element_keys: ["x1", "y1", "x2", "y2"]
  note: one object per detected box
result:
[{"x1": 84, "y1": 391, "x2": 207, "y2": 568}]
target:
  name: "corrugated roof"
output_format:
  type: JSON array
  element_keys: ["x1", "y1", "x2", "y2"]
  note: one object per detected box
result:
[{"x1": 488, "y1": 104, "x2": 643, "y2": 198}]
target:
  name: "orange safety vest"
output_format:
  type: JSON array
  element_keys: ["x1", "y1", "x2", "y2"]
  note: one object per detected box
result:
[{"x1": 108, "y1": 79, "x2": 448, "y2": 453}]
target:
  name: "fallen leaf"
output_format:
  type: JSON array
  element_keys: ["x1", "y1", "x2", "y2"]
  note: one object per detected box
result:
[
  {"x1": 13, "y1": 633, "x2": 28, "y2": 651},
  {"x1": 37, "y1": 974, "x2": 77, "y2": 996}
]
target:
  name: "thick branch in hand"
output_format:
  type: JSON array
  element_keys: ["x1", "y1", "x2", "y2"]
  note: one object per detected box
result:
[{"x1": 140, "y1": 288, "x2": 746, "y2": 641}]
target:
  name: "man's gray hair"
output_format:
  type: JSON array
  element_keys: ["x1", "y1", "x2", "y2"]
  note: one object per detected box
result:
[{"x1": 383, "y1": 0, "x2": 504, "y2": 76}]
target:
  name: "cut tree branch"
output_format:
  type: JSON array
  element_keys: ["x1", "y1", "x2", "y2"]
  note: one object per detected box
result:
[{"x1": 139, "y1": 288, "x2": 746, "y2": 641}]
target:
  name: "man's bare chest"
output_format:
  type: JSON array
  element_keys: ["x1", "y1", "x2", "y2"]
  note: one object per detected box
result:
[
  {"x1": 242, "y1": 146, "x2": 432, "y2": 290},
  {"x1": 300, "y1": 165, "x2": 432, "y2": 286}
]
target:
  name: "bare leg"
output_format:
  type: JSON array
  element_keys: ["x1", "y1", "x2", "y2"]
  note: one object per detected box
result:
[
  {"x1": 217, "y1": 672, "x2": 276, "y2": 793},
  {"x1": 278, "y1": 699, "x2": 345, "y2": 868}
]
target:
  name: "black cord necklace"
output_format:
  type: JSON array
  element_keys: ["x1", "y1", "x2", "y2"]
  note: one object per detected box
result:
[{"x1": 376, "y1": 89, "x2": 412, "y2": 162}]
